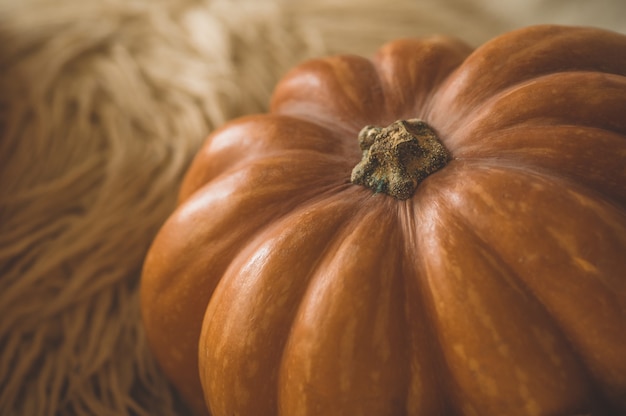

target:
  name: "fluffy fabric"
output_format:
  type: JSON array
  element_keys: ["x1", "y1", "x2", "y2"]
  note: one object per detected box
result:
[{"x1": 0, "y1": 0, "x2": 622, "y2": 415}]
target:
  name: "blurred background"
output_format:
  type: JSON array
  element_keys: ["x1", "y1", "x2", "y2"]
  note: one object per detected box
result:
[{"x1": 0, "y1": 0, "x2": 624, "y2": 415}]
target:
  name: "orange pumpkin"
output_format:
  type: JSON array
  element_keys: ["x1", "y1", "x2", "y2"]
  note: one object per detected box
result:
[{"x1": 141, "y1": 25, "x2": 626, "y2": 415}]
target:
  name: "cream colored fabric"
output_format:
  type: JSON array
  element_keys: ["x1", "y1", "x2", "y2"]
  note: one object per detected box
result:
[{"x1": 0, "y1": 0, "x2": 622, "y2": 415}]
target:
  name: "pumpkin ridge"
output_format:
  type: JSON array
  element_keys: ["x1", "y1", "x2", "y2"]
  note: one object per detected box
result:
[
  {"x1": 459, "y1": 216, "x2": 621, "y2": 415},
  {"x1": 199, "y1": 189, "x2": 370, "y2": 416},
  {"x1": 270, "y1": 54, "x2": 386, "y2": 134},
  {"x1": 452, "y1": 155, "x2": 626, "y2": 213},
  {"x1": 428, "y1": 162, "x2": 626, "y2": 410},
  {"x1": 430, "y1": 25, "x2": 626, "y2": 123},
  {"x1": 394, "y1": 200, "x2": 460, "y2": 414},
  {"x1": 142, "y1": 156, "x2": 358, "y2": 411},
  {"x1": 180, "y1": 114, "x2": 361, "y2": 202},
  {"x1": 279, "y1": 199, "x2": 412, "y2": 415},
  {"x1": 432, "y1": 71, "x2": 626, "y2": 153},
  {"x1": 371, "y1": 36, "x2": 472, "y2": 122},
  {"x1": 413, "y1": 195, "x2": 607, "y2": 413},
  {"x1": 274, "y1": 114, "x2": 363, "y2": 163}
]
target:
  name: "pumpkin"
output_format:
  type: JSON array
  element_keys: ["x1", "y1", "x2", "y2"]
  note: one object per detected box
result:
[{"x1": 140, "y1": 24, "x2": 626, "y2": 416}]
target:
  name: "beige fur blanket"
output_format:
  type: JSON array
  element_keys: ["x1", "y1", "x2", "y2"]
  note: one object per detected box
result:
[{"x1": 0, "y1": 0, "x2": 623, "y2": 415}]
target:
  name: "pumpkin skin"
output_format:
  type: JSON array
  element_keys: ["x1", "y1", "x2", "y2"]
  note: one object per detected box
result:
[{"x1": 140, "y1": 24, "x2": 626, "y2": 416}]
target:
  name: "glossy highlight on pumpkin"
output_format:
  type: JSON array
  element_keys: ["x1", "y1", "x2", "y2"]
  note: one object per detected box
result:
[{"x1": 141, "y1": 25, "x2": 626, "y2": 416}]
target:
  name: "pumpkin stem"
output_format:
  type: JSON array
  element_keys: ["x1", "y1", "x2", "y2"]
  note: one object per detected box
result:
[{"x1": 350, "y1": 119, "x2": 450, "y2": 200}]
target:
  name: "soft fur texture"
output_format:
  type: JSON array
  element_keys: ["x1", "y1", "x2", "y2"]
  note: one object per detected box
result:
[{"x1": 0, "y1": 0, "x2": 623, "y2": 415}]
